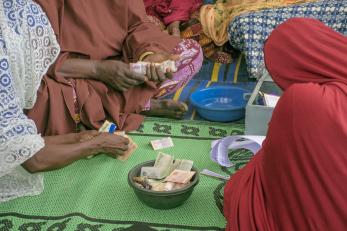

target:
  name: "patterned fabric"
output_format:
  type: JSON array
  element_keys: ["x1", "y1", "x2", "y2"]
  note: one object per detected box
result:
[
  {"x1": 156, "y1": 39, "x2": 203, "y2": 97},
  {"x1": 200, "y1": 0, "x2": 318, "y2": 46},
  {"x1": 228, "y1": 0, "x2": 347, "y2": 78},
  {"x1": 0, "y1": 0, "x2": 59, "y2": 202},
  {"x1": 142, "y1": 39, "x2": 202, "y2": 110},
  {"x1": 181, "y1": 11, "x2": 235, "y2": 64}
]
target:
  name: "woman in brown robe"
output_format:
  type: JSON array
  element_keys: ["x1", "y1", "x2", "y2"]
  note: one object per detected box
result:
[{"x1": 27, "y1": 0, "x2": 203, "y2": 136}]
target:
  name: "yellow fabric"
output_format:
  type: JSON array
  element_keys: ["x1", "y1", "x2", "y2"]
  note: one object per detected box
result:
[{"x1": 200, "y1": 0, "x2": 319, "y2": 46}]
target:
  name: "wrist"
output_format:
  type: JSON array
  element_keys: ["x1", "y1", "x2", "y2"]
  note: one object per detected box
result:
[
  {"x1": 92, "y1": 60, "x2": 103, "y2": 79},
  {"x1": 79, "y1": 138, "x2": 100, "y2": 157}
]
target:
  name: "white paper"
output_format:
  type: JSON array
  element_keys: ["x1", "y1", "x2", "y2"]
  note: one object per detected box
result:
[
  {"x1": 263, "y1": 93, "x2": 280, "y2": 107},
  {"x1": 211, "y1": 135, "x2": 265, "y2": 167}
]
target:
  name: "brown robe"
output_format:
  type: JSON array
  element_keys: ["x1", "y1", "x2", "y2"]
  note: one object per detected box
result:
[{"x1": 27, "y1": 0, "x2": 180, "y2": 135}]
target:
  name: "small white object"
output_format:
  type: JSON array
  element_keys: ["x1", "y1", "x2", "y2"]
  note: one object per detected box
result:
[
  {"x1": 263, "y1": 93, "x2": 280, "y2": 108},
  {"x1": 150, "y1": 137, "x2": 174, "y2": 150},
  {"x1": 200, "y1": 169, "x2": 230, "y2": 181}
]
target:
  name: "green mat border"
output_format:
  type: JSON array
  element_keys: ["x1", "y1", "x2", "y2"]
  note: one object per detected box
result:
[
  {"x1": 0, "y1": 119, "x2": 252, "y2": 231},
  {"x1": 0, "y1": 212, "x2": 225, "y2": 230}
]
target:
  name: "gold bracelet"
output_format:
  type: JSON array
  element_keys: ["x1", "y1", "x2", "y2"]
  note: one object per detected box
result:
[{"x1": 138, "y1": 51, "x2": 154, "y2": 61}]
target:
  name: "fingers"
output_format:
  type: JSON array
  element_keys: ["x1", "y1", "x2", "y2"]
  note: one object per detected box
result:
[
  {"x1": 96, "y1": 133, "x2": 129, "y2": 145},
  {"x1": 109, "y1": 133, "x2": 129, "y2": 145},
  {"x1": 114, "y1": 84, "x2": 128, "y2": 92},
  {"x1": 85, "y1": 132, "x2": 133, "y2": 159},
  {"x1": 146, "y1": 63, "x2": 157, "y2": 82},
  {"x1": 169, "y1": 54, "x2": 180, "y2": 61},
  {"x1": 125, "y1": 70, "x2": 147, "y2": 83},
  {"x1": 118, "y1": 81, "x2": 132, "y2": 90},
  {"x1": 105, "y1": 149, "x2": 126, "y2": 159},
  {"x1": 122, "y1": 76, "x2": 143, "y2": 86},
  {"x1": 146, "y1": 63, "x2": 170, "y2": 82},
  {"x1": 151, "y1": 63, "x2": 160, "y2": 82},
  {"x1": 155, "y1": 66, "x2": 166, "y2": 82}
]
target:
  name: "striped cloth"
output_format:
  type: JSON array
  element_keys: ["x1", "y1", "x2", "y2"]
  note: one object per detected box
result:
[{"x1": 162, "y1": 53, "x2": 255, "y2": 120}]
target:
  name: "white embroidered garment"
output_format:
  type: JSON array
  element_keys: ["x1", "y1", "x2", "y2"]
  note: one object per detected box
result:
[{"x1": 0, "y1": 0, "x2": 59, "y2": 202}]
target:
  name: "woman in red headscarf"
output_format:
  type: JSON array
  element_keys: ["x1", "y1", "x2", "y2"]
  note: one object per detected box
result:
[{"x1": 223, "y1": 18, "x2": 347, "y2": 230}]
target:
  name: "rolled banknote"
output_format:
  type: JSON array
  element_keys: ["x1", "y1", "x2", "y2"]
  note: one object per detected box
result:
[{"x1": 129, "y1": 60, "x2": 177, "y2": 75}]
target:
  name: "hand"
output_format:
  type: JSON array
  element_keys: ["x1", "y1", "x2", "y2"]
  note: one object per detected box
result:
[
  {"x1": 143, "y1": 52, "x2": 179, "y2": 82},
  {"x1": 167, "y1": 21, "x2": 181, "y2": 37},
  {"x1": 84, "y1": 132, "x2": 129, "y2": 158},
  {"x1": 96, "y1": 60, "x2": 147, "y2": 92},
  {"x1": 76, "y1": 130, "x2": 99, "y2": 143}
]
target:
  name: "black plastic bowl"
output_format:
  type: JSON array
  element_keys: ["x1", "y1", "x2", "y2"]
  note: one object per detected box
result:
[{"x1": 128, "y1": 160, "x2": 199, "y2": 209}]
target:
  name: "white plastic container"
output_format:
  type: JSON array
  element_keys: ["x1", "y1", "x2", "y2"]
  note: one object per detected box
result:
[{"x1": 245, "y1": 73, "x2": 282, "y2": 135}]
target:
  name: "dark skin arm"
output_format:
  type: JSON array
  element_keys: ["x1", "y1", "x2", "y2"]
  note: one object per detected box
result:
[
  {"x1": 43, "y1": 130, "x2": 99, "y2": 145},
  {"x1": 57, "y1": 59, "x2": 147, "y2": 92},
  {"x1": 22, "y1": 132, "x2": 129, "y2": 173},
  {"x1": 57, "y1": 55, "x2": 178, "y2": 92}
]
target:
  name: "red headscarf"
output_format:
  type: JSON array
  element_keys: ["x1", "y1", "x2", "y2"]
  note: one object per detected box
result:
[{"x1": 224, "y1": 18, "x2": 347, "y2": 231}]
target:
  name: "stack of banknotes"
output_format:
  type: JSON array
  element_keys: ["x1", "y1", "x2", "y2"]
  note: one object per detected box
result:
[
  {"x1": 97, "y1": 120, "x2": 137, "y2": 161},
  {"x1": 133, "y1": 153, "x2": 196, "y2": 192}
]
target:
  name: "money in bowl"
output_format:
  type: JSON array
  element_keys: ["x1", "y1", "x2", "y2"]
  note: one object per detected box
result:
[{"x1": 128, "y1": 158, "x2": 199, "y2": 209}]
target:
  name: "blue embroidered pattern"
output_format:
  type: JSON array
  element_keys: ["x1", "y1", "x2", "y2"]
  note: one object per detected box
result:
[
  {"x1": 0, "y1": 0, "x2": 52, "y2": 143},
  {"x1": 0, "y1": 0, "x2": 60, "y2": 203},
  {"x1": 228, "y1": 0, "x2": 347, "y2": 78}
]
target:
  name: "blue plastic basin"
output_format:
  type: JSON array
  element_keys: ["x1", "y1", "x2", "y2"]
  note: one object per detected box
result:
[{"x1": 190, "y1": 86, "x2": 250, "y2": 122}]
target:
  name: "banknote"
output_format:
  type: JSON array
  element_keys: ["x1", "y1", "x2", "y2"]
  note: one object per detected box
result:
[
  {"x1": 129, "y1": 60, "x2": 177, "y2": 75},
  {"x1": 172, "y1": 159, "x2": 193, "y2": 171},
  {"x1": 165, "y1": 169, "x2": 196, "y2": 184},
  {"x1": 150, "y1": 137, "x2": 174, "y2": 150},
  {"x1": 98, "y1": 120, "x2": 117, "y2": 133},
  {"x1": 141, "y1": 153, "x2": 174, "y2": 179},
  {"x1": 87, "y1": 120, "x2": 137, "y2": 161}
]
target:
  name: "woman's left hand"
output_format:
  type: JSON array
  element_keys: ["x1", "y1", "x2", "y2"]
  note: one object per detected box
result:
[
  {"x1": 143, "y1": 52, "x2": 179, "y2": 82},
  {"x1": 76, "y1": 130, "x2": 99, "y2": 142}
]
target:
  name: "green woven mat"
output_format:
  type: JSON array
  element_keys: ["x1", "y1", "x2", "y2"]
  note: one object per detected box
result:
[{"x1": 0, "y1": 119, "x2": 252, "y2": 231}]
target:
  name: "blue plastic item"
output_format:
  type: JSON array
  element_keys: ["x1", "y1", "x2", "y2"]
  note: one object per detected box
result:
[{"x1": 190, "y1": 86, "x2": 250, "y2": 122}]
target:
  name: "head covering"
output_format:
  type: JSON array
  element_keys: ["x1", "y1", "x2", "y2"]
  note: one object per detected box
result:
[
  {"x1": 0, "y1": 0, "x2": 59, "y2": 202},
  {"x1": 224, "y1": 18, "x2": 347, "y2": 230}
]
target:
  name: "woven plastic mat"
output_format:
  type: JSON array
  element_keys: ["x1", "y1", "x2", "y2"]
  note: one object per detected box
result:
[{"x1": 0, "y1": 118, "x2": 252, "y2": 231}]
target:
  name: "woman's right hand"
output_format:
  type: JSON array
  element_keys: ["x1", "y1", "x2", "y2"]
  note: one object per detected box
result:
[
  {"x1": 96, "y1": 60, "x2": 147, "y2": 92},
  {"x1": 84, "y1": 132, "x2": 129, "y2": 158}
]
